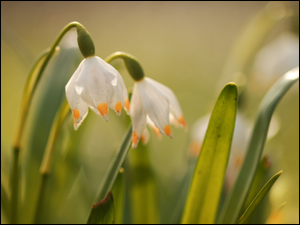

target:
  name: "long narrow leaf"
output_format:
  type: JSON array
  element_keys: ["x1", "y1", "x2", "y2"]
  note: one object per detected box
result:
[
  {"x1": 218, "y1": 67, "x2": 299, "y2": 224},
  {"x1": 242, "y1": 155, "x2": 271, "y2": 213},
  {"x1": 182, "y1": 82, "x2": 238, "y2": 224},
  {"x1": 87, "y1": 192, "x2": 115, "y2": 224},
  {"x1": 112, "y1": 168, "x2": 126, "y2": 224},
  {"x1": 87, "y1": 125, "x2": 132, "y2": 223},
  {"x1": 238, "y1": 170, "x2": 282, "y2": 224},
  {"x1": 241, "y1": 155, "x2": 271, "y2": 224},
  {"x1": 1, "y1": 183, "x2": 10, "y2": 220}
]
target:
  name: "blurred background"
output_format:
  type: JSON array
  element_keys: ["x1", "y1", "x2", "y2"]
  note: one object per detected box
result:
[{"x1": 1, "y1": 1, "x2": 299, "y2": 224}]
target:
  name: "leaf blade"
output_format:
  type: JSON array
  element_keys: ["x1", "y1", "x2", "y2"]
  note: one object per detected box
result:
[
  {"x1": 182, "y1": 82, "x2": 238, "y2": 224},
  {"x1": 218, "y1": 67, "x2": 299, "y2": 224},
  {"x1": 238, "y1": 170, "x2": 282, "y2": 224},
  {"x1": 87, "y1": 192, "x2": 115, "y2": 224}
]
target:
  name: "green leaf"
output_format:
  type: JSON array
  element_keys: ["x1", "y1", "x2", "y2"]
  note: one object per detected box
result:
[
  {"x1": 217, "y1": 67, "x2": 299, "y2": 224},
  {"x1": 111, "y1": 168, "x2": 126, "y2": 224},
  {"x1": 241, "y1": 155, "x2": 271, "y2": 224},
  {"x1": 87, "y1": 192, "x2": 115, "y2": 224},
  {"x1": 1, "y1": 182, "x2": 10, "y2": 219},
  {"x1": 181, "y1": 82, "x2": 238, "y2": 224},
  {"x1": 127, "y1": 143, "x2": 159, "y2": 224},
  {"x1": 237, "y1": 170, "x2": 282, "y2": 224},
  {"x1": 87, "y1": 125, "x2": 132, "y2": 223}
]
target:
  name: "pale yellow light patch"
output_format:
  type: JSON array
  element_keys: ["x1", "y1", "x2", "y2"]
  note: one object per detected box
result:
[
  {"x1": 234, "y1": 154, "x2": 244, "y2": 169},
  {"x1": 189, "y1": 141, "x2": 202, "y2": 157},
  {"x1": 163, "y1": 125, "x2": 172, "y2": 137},
  {"x1": 73, "y1": 109, "x2": 80, "y2": 120},
  {"x1": 97, "y1": 103, "x2": 108, "y2": 117},
  {"x1": 115, "y1": 102, "x2": 122, "y2": 113}
]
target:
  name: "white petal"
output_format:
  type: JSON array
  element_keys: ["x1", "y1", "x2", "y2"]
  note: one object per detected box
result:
[
  {"x1": 146, "y1": 77, "x2": 187, "y2": 129},
  {"x1": 130, "y1": 82, "x2": 147, "y2": 149},
  {"x1": 141, "y1": 127, "x2": 150, "y2": 145},
  {"x1": 96, "y1": 57, "x2": 128, "y2": 117},
  {"x1": 74, "y1": 56, "x2": 118, "y2": 121},
  {"x1": 65, "y1": 60, "x2": 89, "y2": 130},
  {"x1": 147, "y1": 116, "x2": 162, "y2": 139},
  {"x1": 139, "y1": 79, "x2": 171, "y2": 136},
  {"x1": 146, "y1": 78, "x2": 182, "y2": 117}
]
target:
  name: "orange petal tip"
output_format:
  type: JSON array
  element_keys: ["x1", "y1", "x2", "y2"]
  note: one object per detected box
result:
[
  {"x1": 73, "y1": 109, "x2": 80, "y2": 120},
  {"x1": 163, "y1": 124, "x2": 172, "y2": 137},
  {"x1": 97, "y1": 103, "x2": 109, "y2": 120}
]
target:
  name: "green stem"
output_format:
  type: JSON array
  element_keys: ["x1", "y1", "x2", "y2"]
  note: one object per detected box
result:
[
  {"x1": 33, "y1": 100, "x2": 70, "y2": 223},
  {"x1": 10, "y1": 147, "x2": 20, "y2": 224},
  {"x1": 10, "y1": 21, "x2": 84, "y2": 224},
  {"x1": 105, "y1": 51, "x2": 144, "y2": 81},
  {"x1": 10, "y1": 48, "x2": 51, "y2": 224}
]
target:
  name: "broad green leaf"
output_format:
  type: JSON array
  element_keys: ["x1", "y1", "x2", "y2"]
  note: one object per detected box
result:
[
  {"x1": 87, "y1": 192, "x2": 115, "y2": 224},
  {"x1": 218, "y1": 67, "x2": 299, "y2": 224},
  {"x1": 127, "y1": 143, "x2": 159, "y2": 224},
  {"x1": 111, "y1": 168, "x2": 126, "y2": 224},
  {"x1": 87, "y1": 125, "x2": 132, "y2": 223},
  {"x1": 238, "y1": 170, "x2": 282, "y2": 224},
  {"x1": 181, "y1": 82, "x2": 238, "y2": 224},
  {"x1": 21, "y1": 46, "x2": 81, "y2": 224}
]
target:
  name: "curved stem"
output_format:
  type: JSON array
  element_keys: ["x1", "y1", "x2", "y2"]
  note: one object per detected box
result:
[
  {"x1": 34, "y1": 100, "x2": 70, "y2": 224},
  {"x1": 105, "y1": 51, "x2": 145, "y2": 81},
  {"x1": 11, "y1": 21, "x2": 83, "y2": 224},
  {"x1": 40, "y1": 100, "x2": 70, "y2": 175},
  {"x1": 10, "y1": 48, "x2": 51, "y2": 224},
  {"x1": 13, "y1": 21, "x2": 82, "y2": 150}
]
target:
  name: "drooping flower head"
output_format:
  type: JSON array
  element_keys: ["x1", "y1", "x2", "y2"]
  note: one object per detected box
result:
[
  {"x1": 65, "y1": 25, "x2": 128, "y2": 130},
  {"x1": 104, "y1": 51, "x2": 187, "y2": 149},
  {"x1": 129, "y1": 77, "x2": 187, "y2": 149}
]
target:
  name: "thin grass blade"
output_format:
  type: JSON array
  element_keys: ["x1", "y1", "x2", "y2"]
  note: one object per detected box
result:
[{"x1": 238, "y1": 170, "x2": 282, "y2": 224}]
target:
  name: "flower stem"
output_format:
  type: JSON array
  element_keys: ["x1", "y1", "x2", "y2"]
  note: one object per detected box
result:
[
  {"x1": 10, "y1": 21, "x2": 85, "y2": 224},
  {"x1": 33, "y1": 100, "x2": 70, "y2": 224},
  {"x1": 105, "y1": 51, "x2": 145, "y2": 81},
  {"x1": 10, "y1": 48, "x2": 51, "y2": 224}
]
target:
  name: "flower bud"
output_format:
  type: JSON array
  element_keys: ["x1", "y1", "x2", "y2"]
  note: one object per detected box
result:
[{"x1": 77, "y1": 25, "x2": 95, "y2": 58}]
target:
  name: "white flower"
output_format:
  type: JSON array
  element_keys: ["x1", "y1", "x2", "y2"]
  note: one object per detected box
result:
[
  {"x1": 65, "y1": 56, "x2": 128, "y2": 130},
  {"x1": 129, "y1": 77, "x2": 187, "y2": 149}
]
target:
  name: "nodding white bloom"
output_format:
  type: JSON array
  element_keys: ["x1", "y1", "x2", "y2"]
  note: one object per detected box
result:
[
  {"x1": 129, "y1": 77, "x2": 187, "y2": 149},
  {"x1": 65, "y1": 56, "x2": 128, "y2": 130}
]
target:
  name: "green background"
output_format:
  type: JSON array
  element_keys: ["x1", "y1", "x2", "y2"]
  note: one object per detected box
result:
[{"x1": 1, "y1": 1, "x2": 299, "y2": 223}]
